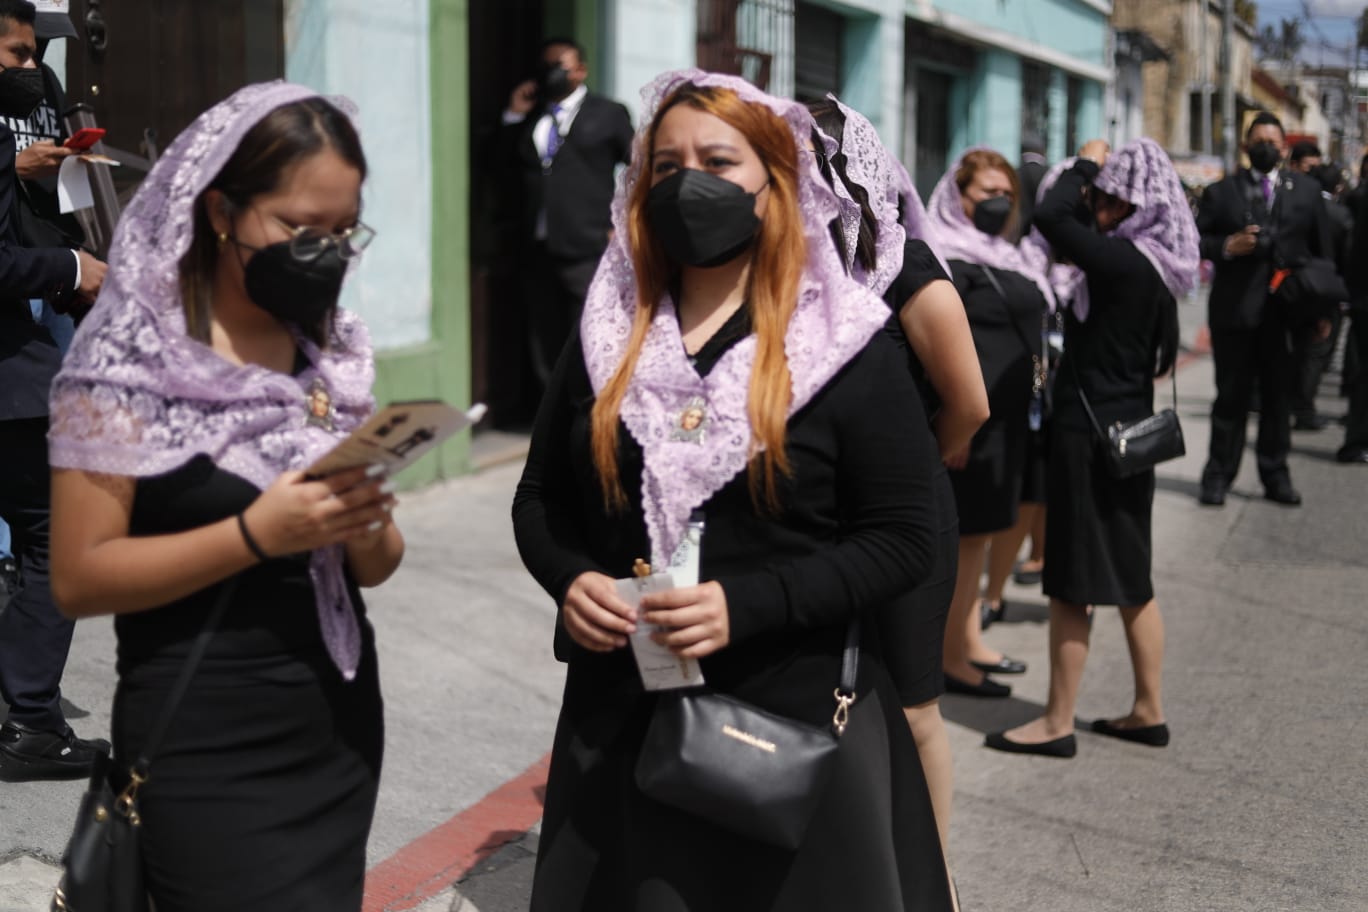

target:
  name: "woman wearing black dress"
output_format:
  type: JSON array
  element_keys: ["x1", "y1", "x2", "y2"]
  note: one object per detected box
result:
[
  {"x1": 808, "y1": 97, "x2": 987, "y2": 870},
  {"x1": 986, "y1": 137, "x2": 1198, "y2": 758},
  {"x1": 925, "y1": 149, "x2": 1055, "y2": 698},
  {"x1": 513, "y1": 70, "x2": 953, "y2": 911},
  {"x1": 47, "y1": 84, "x2": 402, "y2": 910}
]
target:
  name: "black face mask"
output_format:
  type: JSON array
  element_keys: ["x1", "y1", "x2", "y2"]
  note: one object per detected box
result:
[
  {"x1": 647, "y1": 169, "x2": 763, "y2": 268},
  {"x1": 235, "y1": 238, "x2": 347, "y2": 327},
  {"x1": 972, "y1": 195, "x2": 1013, "y2": 237},
  {"x1": 0, "y1": 65, "x2": 45, "y2": 120},
  {"x1": 538, "y1": 64, "x2": 572, "y2": 102},
  {"x1": 1247, "y1": 141, "x2": 1281, "y2": 173}
]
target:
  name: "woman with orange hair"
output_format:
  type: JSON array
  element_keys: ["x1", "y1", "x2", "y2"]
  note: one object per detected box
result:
[{"x1": 513, "y1": 71, "x2": 953, "y2": 910}]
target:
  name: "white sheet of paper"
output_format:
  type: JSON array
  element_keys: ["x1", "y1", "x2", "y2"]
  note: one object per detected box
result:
[
  {"x1": 57, "y1": 156, "x2": 93, "y2": 213},
  {"x1": 618, "y1": 571, "x2": 706, "y2": 691},
  {"x1": 304, "y1": 401, "x2": 486, "y2": 477}
]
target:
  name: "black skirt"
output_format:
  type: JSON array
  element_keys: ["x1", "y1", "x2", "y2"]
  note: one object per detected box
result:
[
  {"x1": 1042, "y1": 426, "x2": 1155, "y2": 606},
  {"x1": 111, "y1": 627, "x2": 384, "y2": 912},
  {"x1": 878, "y1": 465, "x2": 957, "y2": 705}
]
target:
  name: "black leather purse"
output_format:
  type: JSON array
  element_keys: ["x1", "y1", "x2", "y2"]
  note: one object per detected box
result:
[
  {"x1": 51, "y1": 578, "x2": 237, "y2": 912},
  {"x1": 1073, "y1": 359, "x2": 1185, "y2": 479},
  {"x1": 634, "y1": 621, "x2": 859, "y2": 850}
]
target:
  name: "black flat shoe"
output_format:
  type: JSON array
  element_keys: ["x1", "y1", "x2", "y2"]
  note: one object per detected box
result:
[
  {"x1": 984, "y1": 731, "x2": 1077, "y2": 758},
  {"x1": 1090, "y1": 719, "x2": 1170, "y2": 747},
  {"x1": 1336, "y1": 446, "x2": 1368, "y2": 464},
  {"x1": 971, "y1": 655, "x2": 1028, "y2": 675},
  {"x1": 1198, "y1": 482, "x2": 1226, "y2": 506},
  {"x1": 1263, "y1": 483, "x2": 1302, "y2": 506},
  {"x1": 944, "y1": 673, "x2": 1011, "y2": 698},
  {"x1": 1012, "y1": 565, "x2": 1042, "y2": 585},
  {"x1": 0, "y1": 721, "x2": 110, "y2": 782},
  {"x1": 979, "y1": 599, "x2": 1005, "y2": 630}
]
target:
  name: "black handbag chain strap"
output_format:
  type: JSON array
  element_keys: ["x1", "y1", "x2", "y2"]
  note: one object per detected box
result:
[
  {"x1": 978, "y1": 265, "x2": 1048, "y2": 395},
  {"x1": 127, "y1": 576, "x2": 240, "y2": 783},
  {"x1": 1068, "y1": 347, "x2": 1178, "y2": 443}
]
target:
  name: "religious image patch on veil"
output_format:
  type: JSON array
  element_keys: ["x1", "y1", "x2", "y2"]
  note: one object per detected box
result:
[{"x1": 670, "y1": 395, "x2": 708, "y2": 444}]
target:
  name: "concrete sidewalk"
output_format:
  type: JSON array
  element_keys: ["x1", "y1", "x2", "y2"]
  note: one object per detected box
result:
[{"x1": 3, "y1": 286, "x2": 1366, "y2": 911}]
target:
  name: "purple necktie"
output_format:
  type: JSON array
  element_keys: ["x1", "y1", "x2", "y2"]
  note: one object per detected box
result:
[
  {"x1": 545, "y1": 104, "x2": 563, "y2": 160},
  {"x1": 1261, "y1": 175, "x2": 1272, "y2": 205}
]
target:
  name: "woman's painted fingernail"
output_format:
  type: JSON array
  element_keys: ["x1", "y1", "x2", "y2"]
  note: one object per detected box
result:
[
  {"x1": 379, "y1": 480, "x2": 398, "y2": 495},
  {"x1": 366, "y1": 520, "x2": 383, "y2": 532},
  {"x1": 365, "y1": 464, "x2": 387, "y2": 478}
]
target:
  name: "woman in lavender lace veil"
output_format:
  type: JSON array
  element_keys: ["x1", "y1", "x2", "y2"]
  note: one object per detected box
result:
[
  {"x1": 47, "y1": 82, "x2": 402, "y2": 911},
  {"x1": 808, "y1": 97, "x2": 986, "y2": 880},
  {"x1": 924, "y1": 148, "x2": 1053, "y2": 703},
  {"x1": 513, "y1": 70, "x2": 953, "y2": 911},
  {"x1": 986, "y1": 137, "x2": 1194, "y2": 759}
]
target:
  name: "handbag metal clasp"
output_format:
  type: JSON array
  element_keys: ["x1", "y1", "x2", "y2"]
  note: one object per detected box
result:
[
  {"x1": 114, "y1": 769, "x2": 147, "y2": 825},
  {"x1": 832, "y1": 689, "x2": 855, "y2": 736}
]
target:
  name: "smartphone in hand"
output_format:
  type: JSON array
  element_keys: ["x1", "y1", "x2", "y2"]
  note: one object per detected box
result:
[{"x1": 64, "y1": 127, "x2": 106, "y2": 151}]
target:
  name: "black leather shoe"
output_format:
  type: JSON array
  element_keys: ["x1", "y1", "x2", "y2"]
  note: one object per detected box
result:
[
  {"x1": 1198, "y1": 481, "x2": 1226, "y2": 506},
  {"x1": 0, "y1": 721, "x2": 110, "y2": 782},
  {"x1": 979, "y1": 599, "x2": 1005, "y2": 630},
  {"x1": 1012, "y1": 564, "x2": 1042, "y2": 585},
  {"x1": 984, "y1": 731, "x2": 1077, "y2": 758},
  {"x1": 1263, "y1": 482, "x2": 1302, "y2": 506},
  {"x1": 944, "y1": 673, "x2": 1011, "y2": 698},
  {"x1": 971, "y1": 655, "x2": 1028, "y2": 675},
  {"x1": 1091, "y1": 719, "x2": 1170, "y2": 747},
  {"x1": 1336, "y1": 446, "x2": 1368, "y2": 464},
  {"x1": 1292, "y1": 414, "x2": 1330, "y2": 431}
]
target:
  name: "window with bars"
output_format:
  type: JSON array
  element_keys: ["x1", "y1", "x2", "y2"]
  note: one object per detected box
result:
[
  {"x1": 1021, "y1": 61, "x2": 1051, "y2": 153},
  {"x1": 1066, "y1": 75, "x2": 1082, "y2": 154},
  {"x1": 695, "y1": 0, "x2": 794, "y2": 92}
]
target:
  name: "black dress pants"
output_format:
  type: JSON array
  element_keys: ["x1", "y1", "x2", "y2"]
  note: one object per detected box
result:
[
  {"x1": 0, "y1": 416, "x2": 73, "y2": 732},
  {"x1": 1342, "y1": 304, "x2": 1368, "y2": 452},
  {"x1": 523, "y1": 243, "x2": 601, "y2": 389},
  {"x1": 1289, "y1": 313, "x2": 1341, "y2": 420},
  {"x1": 1203, "y1": 319, "x2": 1294, "y2": 489}
]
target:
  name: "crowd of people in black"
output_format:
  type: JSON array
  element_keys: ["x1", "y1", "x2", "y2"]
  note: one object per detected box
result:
[{"x1": 0, "y1": 3, "x2": 1364, "y2": 907}]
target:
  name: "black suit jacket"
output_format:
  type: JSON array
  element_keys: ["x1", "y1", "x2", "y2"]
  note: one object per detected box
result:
[
  {"x1": 0, "y1": 122, "x2": 81, "y2": 420},
  {"x1": 503, "y1": 91, "x2": 633, "y2": 262},
  {"x1": 1197, "y1": 168, "x2": 1331, "y2": 331}
]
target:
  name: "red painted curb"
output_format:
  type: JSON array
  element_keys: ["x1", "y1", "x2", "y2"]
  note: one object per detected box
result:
[{"x1": 362, "y1": 752, "x2": 551, "y2": 912}]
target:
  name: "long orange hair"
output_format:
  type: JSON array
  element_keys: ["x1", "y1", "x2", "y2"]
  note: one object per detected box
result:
[{"x1": 591, "y1": 83, "x2": 806, "y2": 512}]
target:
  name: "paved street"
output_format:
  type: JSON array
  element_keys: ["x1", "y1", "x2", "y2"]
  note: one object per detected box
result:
[{"x1": 2, "y1": 289, "x2": 1366, "y2": 911}]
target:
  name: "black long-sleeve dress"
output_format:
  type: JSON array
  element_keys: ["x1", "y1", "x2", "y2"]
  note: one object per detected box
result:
[
  {"x1": 512, "y1": 310, "x2": 953, "y2": 912},
  {"x1": 113, "y1": 456, "x2": 384, "y2": 912},
  {"x1": 878, "y1": 240, "x2": 958, "y2": 705},
  {"x1": 946, "y1": 259, "x2": 1047, "y2": 534},
  {"x1": 1033, "y1": 158, "x2": 1172, "y2": 607}
]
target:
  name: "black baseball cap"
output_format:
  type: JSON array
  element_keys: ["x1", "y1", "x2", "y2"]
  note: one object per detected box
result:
[{"x1": 33, "y1": 1, "x2": 79, "y2": 41}]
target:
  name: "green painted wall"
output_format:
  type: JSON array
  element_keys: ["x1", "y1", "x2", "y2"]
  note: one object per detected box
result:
[{"x1": 373, "y1": 0, "x2": 472, "y2": 487}]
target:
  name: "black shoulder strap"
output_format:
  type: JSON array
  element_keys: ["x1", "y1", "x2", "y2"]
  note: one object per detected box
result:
[{"x1": 130, "y1": 576, "x2": 240, "y2": 780}]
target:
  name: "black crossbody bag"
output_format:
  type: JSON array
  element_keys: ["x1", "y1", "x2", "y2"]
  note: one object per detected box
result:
[
  {"x1": 978, "y1": 266, "x2": 1051, "y2": 428},
  {"x1": 1070, "y1": 355, "x2": 1184, "y2": 478},
  {"x1": 634, "y1": 620, "x2": 860, "y2": 850},
  {"x1": 51, "y1": 578, "x2": 239, "y2": 912}
]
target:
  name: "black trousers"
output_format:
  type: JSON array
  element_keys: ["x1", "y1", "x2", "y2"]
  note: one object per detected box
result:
[
  {"x1": 1203, "y1": 320, "x2": 1294, "y2": 489},
  {"x1": 1289, "y1": 312, "x2": 1341, "y2": 420},
  {"x1": 0, "y1": 416, "x2": 73, "y2": 732},
  {"x1": 523, "y1": 243, "x2": 601, "y2": 389},
  {"x1": 1342, "y1": 304, "x2": 1368, "y2": 451}
]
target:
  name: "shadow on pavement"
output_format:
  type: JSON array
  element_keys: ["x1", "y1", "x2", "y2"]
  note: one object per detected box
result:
[{"x1": 939, "y1": 694, "x2": 1045, "y2": 735}]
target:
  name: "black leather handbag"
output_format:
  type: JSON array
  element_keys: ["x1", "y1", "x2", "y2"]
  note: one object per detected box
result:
[
  {"x1": 634, "y1": 622, "x2": 859, "y2": 850},
  {"x1": 1074, "y1": 360, "x2": 1185, "y2": 479},
  {"x1": 51, "y1": 579, "x2": 237, "y2": 912}
]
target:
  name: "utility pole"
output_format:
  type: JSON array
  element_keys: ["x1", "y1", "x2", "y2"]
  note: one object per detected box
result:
[
  {"x1": 1200, "y1": 0, "x2": 1213, "y2": 154},
  {"x1": 1220, "y1": 0, "x2": 1237, "y2": 169}
]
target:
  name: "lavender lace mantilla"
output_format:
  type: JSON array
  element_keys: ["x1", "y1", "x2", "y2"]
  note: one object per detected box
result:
[
  {"x1": 48, "y1": 81, "x2": 376, "y2": 680},
  {"x1": 581, "y1": 70, "x2": 891, "y2": 568},
  {"x1": 926, "y1": 147, "x2": 1057, "y2": 311}
]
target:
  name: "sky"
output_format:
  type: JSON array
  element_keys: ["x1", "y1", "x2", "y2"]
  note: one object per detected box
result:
[{"x1": 1254, "y1": 0, "x2": 1366, "y2": 66}]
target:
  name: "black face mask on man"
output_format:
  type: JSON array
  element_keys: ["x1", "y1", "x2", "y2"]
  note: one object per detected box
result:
[
  {"x1": 538, "y1": 63, "x2": 573, "y2": 102},
  {"x1": 647, "y1": 168, "x2": 764, "y2": 268},
  {"x1": 1247, "y1": 141, "x2": 1281, "y2": 173},
  {"x1": 972, "y1": 195, "x2": 1013, "y2": 237},
  {"x1": 0, "y1": 65, "x2": 45, "y2": 120},
  {"x1": 234, "y1": 237, "x2": 347, "y2": 327}
]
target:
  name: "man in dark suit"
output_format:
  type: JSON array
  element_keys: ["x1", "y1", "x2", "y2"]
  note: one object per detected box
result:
[
  {"x1": 1339, "y1": 157, "x2": 1368, "y2": 463},
  {"x1": 0, "y1": 0, "x2": 108, "y2": 782},
  {"x1": 502, "y1": 37, "x2": 633, "y2": 392},
  {"x1": 1196, "y1": 112, "x2": 1331, "y2": 506},
  {"x1": 1016, "y1": 133, "x2": 1047, "y2": 241}
]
